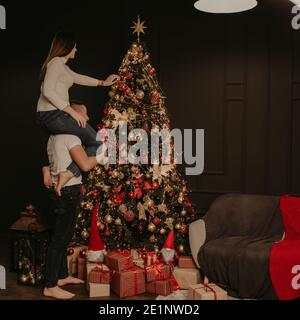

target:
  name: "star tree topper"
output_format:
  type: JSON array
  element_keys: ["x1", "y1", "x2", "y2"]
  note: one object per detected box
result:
[{"x1": 131, "y1": 16, "x2": 147, "y2": 42}]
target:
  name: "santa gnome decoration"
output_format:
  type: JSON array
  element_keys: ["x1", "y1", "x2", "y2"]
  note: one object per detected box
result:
[
  {"x1": 87, "y1": 203, "x2": 106, "y2": 262},
  {"x1": 160, "y1": 230, "x2": 176, "y2": 264}
]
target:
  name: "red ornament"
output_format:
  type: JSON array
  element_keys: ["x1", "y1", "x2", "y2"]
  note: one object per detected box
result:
[
  {"x1": 116, "y1": 80, "x2": 125, "y2": 89},
  {"x1": 80, "y1": 248, "x2": 87, "y2": 258},
  {"x1": 144, "y1": 181, "x2": 152, "y2": 190},
  {"x1": 125, "y1": 72, "x2": 133, "y2": 80},
  {"x1": 152, "y1": 181, "x2": 160, "y2": 189},
  {"x1": 92, "y1": 191, "x2": 99, "y2": 199},
  {"x1": 148, "y1": 67, "x2": 156, "y2": 75},
  {"x1": 98, "y1": 222, "x2": 105, "y2": 231},
  {"x1": 104, "y1": 229, "x2": 111, "y2": 237},
  {"x1": 168, "y1": 191, "x2": 175, "y2": 197},
  {"x1": 184, "y1": 200, "x2": 192, "y2": 207},
  {"x1": 137, "y1": 225, "x2": 144, "y2": 232},
  {"x1": 129, "y1": 191, "x2": 135, "y2": 199},
  {"x1": 124, "y1": 211, "x2": 135, "y2": 222},
  {"x1": 67, "y1": 248, "x2": 74, "y2": 256},
  {"x1": 124, "y1": 87, "x2": 131, "y2": 95},
  {"x1": 153, "y1": 217, "x2": 160, "y2": 225}
]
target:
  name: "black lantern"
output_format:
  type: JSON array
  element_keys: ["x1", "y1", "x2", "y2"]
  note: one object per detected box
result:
[{"x1": 10, "y1": 205, "x2": 50, "y2": 286}]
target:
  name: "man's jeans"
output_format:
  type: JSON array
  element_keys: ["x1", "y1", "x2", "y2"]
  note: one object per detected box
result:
[
  {"x1": 36, "y1": 110, "x2": 100, "y2": 177},
  {"x1": 44, "y1": 185, "x2": 82, "y2": 288}
]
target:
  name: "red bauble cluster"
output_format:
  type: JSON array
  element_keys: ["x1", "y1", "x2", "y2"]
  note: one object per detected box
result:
[{"x1": 67, "y1": 247, "x2": 74, "y2": 256}]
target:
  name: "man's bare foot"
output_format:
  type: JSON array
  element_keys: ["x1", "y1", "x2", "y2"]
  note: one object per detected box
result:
[
  {"x1": 57, "y1": 276, "x2": 84, "y2": 287},
  {"x1": 55, "y1": 170, "x2": 74, "y2": 197},
  {"x1": 43, "y1": 286, "x2": 75, "y2": 300},
  {"x1": 42, "y1": 166, "x2": 53, "y2": 189}
]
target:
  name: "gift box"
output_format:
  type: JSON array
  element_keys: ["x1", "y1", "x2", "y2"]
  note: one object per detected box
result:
[
  {"x1": 78, "y1": 256, "x2": 86, "y2": 281},
  {"x1": 173, "y1": 267, "x2": 201, "y2": 289},
  {"x1": 111, "y1": 266, "x2": 146, "y2": 298},
  {"x1": 133, "y1": 258, "x2": 145, "y2": 269},
  {"x1": 89, "y1": 266, "x2": 115, "y2": 285},
  {"x1": 187, "y1": 283, "x2": 227, "y2": 300},
  {"x1": 86, "y1": 262, "x2": 110, "y2": 290},
  {"x1": 145, "y1": 262, "x2": 171, "y2": 282},
  {"x1": 67, "y1": 246, "x2": 88, "y2": 275},
  {"x1": 105, "y1": 250, "x2": 134, "y2": 272},
  {"x1": 146, "y1": 280, "x2": 173, "y2": 296},
  {"x1": 146, "y1": 251, "x2": 158, "y2": 267},
  {"x1": 178, "y1": 256, "x2": 197, "y2": 269},
  {"x1": 88, "y1": 283, "x2": 110, "y2": 298}
]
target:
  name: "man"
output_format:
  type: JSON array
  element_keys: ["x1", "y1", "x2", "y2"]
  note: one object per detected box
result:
[{"x1": 42, "y1": 105, "x2": 99, "y2": 300}]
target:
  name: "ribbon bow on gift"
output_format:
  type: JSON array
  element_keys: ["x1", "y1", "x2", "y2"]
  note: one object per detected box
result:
[{"x1": 89, "y1": 266, "x2": 116, "y2": 283}]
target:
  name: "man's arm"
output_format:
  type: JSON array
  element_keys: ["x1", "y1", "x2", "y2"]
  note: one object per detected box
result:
[{"x1": 69, "y1": 145, "x2": 98, "y2": 172}]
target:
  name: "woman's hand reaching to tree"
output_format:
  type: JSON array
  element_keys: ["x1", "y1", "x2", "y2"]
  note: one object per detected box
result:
[{"x1": 98, "y1": 74, "x2": 120, "y2": 87}]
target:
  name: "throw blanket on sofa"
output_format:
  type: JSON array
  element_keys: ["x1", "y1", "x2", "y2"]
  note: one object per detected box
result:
[{"x1": 269, "y1": 195, "x2": 300, "y2": 300}]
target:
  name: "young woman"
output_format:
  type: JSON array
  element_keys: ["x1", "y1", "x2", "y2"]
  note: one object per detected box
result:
[
  {"x1": 37, "y1": 31, "x2": 119, "y2": 195},
  {"x1": 42, "y1": 105, "x2": 99, "y2": 300}
]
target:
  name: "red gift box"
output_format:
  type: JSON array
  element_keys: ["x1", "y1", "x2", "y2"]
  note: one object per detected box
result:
[
  {"x1": 78, "y1": 256, "x2": 87, "y2": 281},
  {"x1": 105, "y1": 250, "x2": 134, "y2": 272},
  {"x1": 178, "y1": 256, "x2": 197, "y2": 269},
  {"x1": 145, "y1": 262, "x2": 171, "y2": 282},
  {"x1": 111, "y1": 266, "x2": 146, "y2": 298},
  {"x1": 89, "y1": 266, "x2": 116, "y2": 285},
  {"x1": 146, "y1": 280, "x2": 173, "y2": 296}
]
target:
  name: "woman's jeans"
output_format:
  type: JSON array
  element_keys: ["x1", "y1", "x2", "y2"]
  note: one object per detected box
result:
[
  {"x1": 44, "y1": 184, "x2": 82, "y2": 288},
  {"x1": 36, "y1": 110, "x2": 100, "y2": 177}
]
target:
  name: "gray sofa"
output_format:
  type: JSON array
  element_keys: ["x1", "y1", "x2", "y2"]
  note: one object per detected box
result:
[{"x1": 189, "y1": 194, "x2": 284, "y2": 299}]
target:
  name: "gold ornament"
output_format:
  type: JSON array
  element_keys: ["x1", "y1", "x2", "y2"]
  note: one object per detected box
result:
[
  {"x1": 107, "y1": 199, "x2": 113, "y2": 206},
  {"x1": 175, "y1": 223, "x2": 182, "y2": 230},
  {"x1": 115, "y1": 218, "x2": 122, "y2": 226},
  {"x1": 81, "y1": 230, "x2": 89, "y2": 240},
  {"x1": 181, "y1": 209, "x2": 187, "y2": 217},
  {"x1": 149, "y1": 235, "x2": 157, "y2": 243},
  {"x1": 160, "y1": 228, "x2": 166, "y2": 235},
  {"x1": 19, "y1": 274, "x2": 29, "y2": 284},
  {"x1": 112, "y1": 170, "x2": 119, "y2": 178},
  {"x1": 119, "y1": 204, "x2": 128, "y2": 214},
  {"x1": 137, "y1": 90, "x2": 145, "y2": 99},
  {"x1": 178, "y1": 197, "x2": 184, "y2": 204},
  {"x1": 105, "y1": 215, "x2": 113, "y2": 224},
  {"x1": 148, "y1": 223, "x2": 156, "y2": 233},
  {"x1": 177, "y1": 244, "x2": 185, "y2": 254}
]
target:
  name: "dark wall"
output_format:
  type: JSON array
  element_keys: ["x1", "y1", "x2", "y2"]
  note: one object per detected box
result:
[{"x1": 0, "y1": 0, "x2": 298, "y2": 231}]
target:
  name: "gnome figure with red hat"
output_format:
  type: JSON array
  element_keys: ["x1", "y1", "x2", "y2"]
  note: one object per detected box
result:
[
  {"x1": 160, "y1": 230, "x2": 176, "y2": 264},
  {"x1": 87, "y1": 204, "x2": 107, "y2": 263}
]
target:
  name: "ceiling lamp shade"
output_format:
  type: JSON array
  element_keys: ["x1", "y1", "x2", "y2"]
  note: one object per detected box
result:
[{"x1": 194, "y1": 0, "x2": 258, "y2": 14}]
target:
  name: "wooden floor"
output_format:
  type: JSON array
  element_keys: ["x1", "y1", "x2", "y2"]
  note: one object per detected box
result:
[{"x1": 0, "y1": 232, "x2": 155, "y2": 300}]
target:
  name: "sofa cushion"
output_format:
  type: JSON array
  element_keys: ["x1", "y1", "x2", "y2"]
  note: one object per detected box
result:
[{"x1": 198, "y1": 235, "x2": 280, "y2": 299}]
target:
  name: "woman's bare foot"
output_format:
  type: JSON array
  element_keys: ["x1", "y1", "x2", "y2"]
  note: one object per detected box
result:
[
  {"x1": 55, "y1": 170, "x2": 74, "y2": 197},
  {"x1": 42, "y1": 166, "x2": 53, "y2": 189},
  {"x1": 57, "y1": 276, "x2": 84, "y2": 286},
  {"x1": 43, "y1": 286, "x2": 75, "y2": 300}
]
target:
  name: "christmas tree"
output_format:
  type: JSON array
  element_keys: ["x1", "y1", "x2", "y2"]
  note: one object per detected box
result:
[{"x1": 75, "y1": 18, "x2": 197, "y2": 255}]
